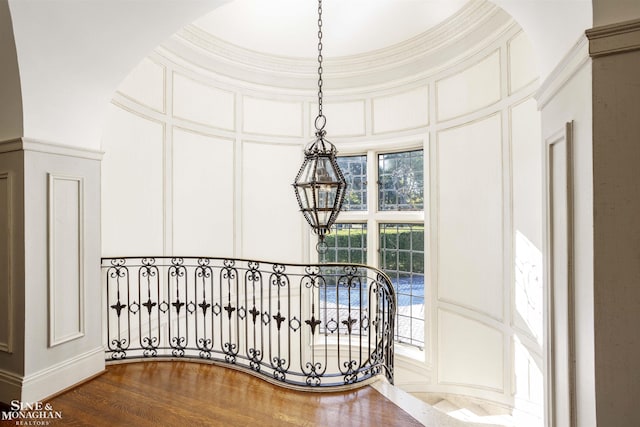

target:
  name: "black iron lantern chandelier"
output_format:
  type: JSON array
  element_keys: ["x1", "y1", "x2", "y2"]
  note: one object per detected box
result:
[{"x1": 293, "y1": 0, "x2": 346, "y2": 253}]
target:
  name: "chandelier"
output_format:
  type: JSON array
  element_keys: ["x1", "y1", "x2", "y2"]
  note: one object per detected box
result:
[{"x1": 293, "y1": 0, "x2": 346, "y2": 253}]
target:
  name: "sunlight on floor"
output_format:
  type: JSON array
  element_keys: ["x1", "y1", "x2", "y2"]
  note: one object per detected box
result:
[{"x1": 414, "y1": 393, "x2": 543, "y2": 427}]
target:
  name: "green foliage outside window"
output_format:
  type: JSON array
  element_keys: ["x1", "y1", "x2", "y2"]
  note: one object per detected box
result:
[
  {"x1": 379, "y1": 225, "x2": 425, "y2": 274},
  {"x1": 320, "y1": 224, "x2": 367, "y2": 264},
  {"x1": 336, "y1": 155, "x2": 367, "y2": 211},
  {"x1": 378, "y1": 150, "x2": 424, "y2": 211}
]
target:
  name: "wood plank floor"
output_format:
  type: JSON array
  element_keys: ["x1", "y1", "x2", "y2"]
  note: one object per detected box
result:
[{"x1": 41, "y1": 362, "x2": 423, "y2": 427}]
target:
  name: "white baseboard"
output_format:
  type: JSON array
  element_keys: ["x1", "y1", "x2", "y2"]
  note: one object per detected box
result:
[{"x1": 1, "y1": 347, "x2": 105, "y2": 403}]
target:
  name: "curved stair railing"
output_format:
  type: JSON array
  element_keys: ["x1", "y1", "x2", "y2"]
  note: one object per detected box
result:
[{"x1": 102, "y1": 257, "x2": 395, "y2": 388}]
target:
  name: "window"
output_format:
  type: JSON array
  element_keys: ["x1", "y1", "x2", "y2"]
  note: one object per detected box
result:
[
  {"x1": 319, "y1": 223, "x2": 368, "y2": 334},
  {"x1": 380, "y1": 223, "x2": 425, "y2": 348},
  {"x1": 337, "y1": 155, "x2": 367, "y2": 211},
  {"x1": 318, "y1": 148, "x2": 425, "y2": 348},
  {"x1": 320, "y1": 223, "x2": 367, "y2": 264},
  {"x1": 378, "y1": 150, "x2": 424, "y2": 211}
]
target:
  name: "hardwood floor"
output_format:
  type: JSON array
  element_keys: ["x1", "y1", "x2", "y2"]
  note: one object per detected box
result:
[{"x1": 39, "y1": 362, "x2": 423, "y2": 427}]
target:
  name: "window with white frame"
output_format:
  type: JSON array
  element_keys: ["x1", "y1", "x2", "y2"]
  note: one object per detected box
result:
[{"x1": 320, "y1": 149, "x2": 425, "y2": 349}]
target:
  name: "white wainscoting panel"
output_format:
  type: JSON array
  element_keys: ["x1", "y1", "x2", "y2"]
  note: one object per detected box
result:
[
  {"x1": 241, "y1": 141, "x2": 303, "y2": 262},
  {"x1": 372, "y1": 85, "x2": 429, "y2": 134},
  {"x1": 511, "y1": 98, "x2": 543, "y2": 343},
  {"x1": 513, "y1": 335, "x2": 545, "y2": 409},
  {"x1": 173, "y1": 72, "x2": 235, "y2": 130},
  {"x1": 438, "y1": 309, "x2": 504, "y2": 391},
  {"x1": 546, "y1": 123, "x2": 576, "y2": 427},
  {"x1": 243, "y1": 97, "x2": 303, "y2": 137},
  {"x1": 309, "y1": 100, "x2": 366, "y2": 137},
  {"x1": 436, "y1": 50, "x2": 501, "y2": 122},
  {"x1": 0, "y1": 172, "x2": 12, "y2": 353},
  {"x1": 437, "y1": 114, "x2": 504, "y2": 320},
  {"x1": 117, "y1": 57, "x2": 165, "y2": 112},
  {"x1": 172, "y1": 128, "x2": 235, "y2": 256},
  {"x1": 48, "y1": 174, "x2": 84, "y2": 347},
  {"x1": 508, "y1": 32, "x2": 538, "y2": 94},
  {"x1": 102, "y1": 105, "x2": 164, "y2": 255}
]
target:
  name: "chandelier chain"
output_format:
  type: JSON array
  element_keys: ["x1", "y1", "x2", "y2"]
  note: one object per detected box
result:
[
  {"x1": 293, "y1": 0, "x2": 346, "y2": 249},
  {"x1": 316, "y1": 0, "x2": 325, "y2": 130}
]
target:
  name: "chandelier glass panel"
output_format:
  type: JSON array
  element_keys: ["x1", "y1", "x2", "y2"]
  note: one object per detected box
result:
[{"x1": 293, "y1": 0, "x2": 346, "y2": 251}]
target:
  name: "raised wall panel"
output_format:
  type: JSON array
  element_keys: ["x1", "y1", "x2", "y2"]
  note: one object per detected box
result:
[
  {"x1": 438, "y1": 309, "x2": 504, "y2": 391},
  {"x1": 243, "y1": 97, "x2": 303, "y2": 137},
  {"x1": 437, "y1": 114, "x2": 503, "y2": 319},
  {"x1": 242, "y1": 142, "x2": 303, "y2": 262},
  {"x1": 102, "y1": 105, "x2": 164, "y2": 256},
  {"x1": 513, "y1": 336, "x2": 544, "y2": 407},
  {"x1": 508, "y1": 32, "x2": 538, "y2": 94},
  {"x1": 437, "y1": 51, "x2": 501, "y2": 121},
  {"x1": 48, "y1": 174, "x2": 84, "y2": 347},
  {"x1": 546, "y1": 123, "x2": 575, "y2": 427},
  {"x1": 0, "y1": 173, "x2": 11, "y2": 352},
  {"x1": 173, "y1": 72, "x2": 235, "y2": 130},
  {"x1": 173, "y1": 128, "x2": 234, "y2": 256},
  {"x1": 512, "y1": 99, "x2": 543, "y2": 343},
  {"x1": 117, "y1": 57, "x2": 165, "y2": 112},
  {"x1": 373, "y1": 86, "x2": 429, "y2": 134},
  {"x1": 310, "y1": 100, "x2": 366, "y2": 137}
]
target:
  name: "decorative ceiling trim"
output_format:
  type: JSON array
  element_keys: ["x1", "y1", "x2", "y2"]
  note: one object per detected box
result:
[
  {"x1": 162, "y1": 0, "x2": 513, "y2": 90},
  {"x1": 535, "y1": 35, "x2": 589, "y2": 109}
]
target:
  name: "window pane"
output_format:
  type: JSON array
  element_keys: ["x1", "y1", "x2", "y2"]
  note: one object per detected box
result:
[
  {"x1": 380, "y1": 223, "x2": 425, "y2": 347},
  {"x1": 337, "y1": 155, "x2": 367, "y2": 211},
  {"x1": 320, "y1": 224, "x2": 368, "y2": 335},
  {"x1": 321, "y1": 223, "x2": 367, "y2": 264},
  {"x1": 378, "y1": 150, "x2": 424, "y2": 211}
]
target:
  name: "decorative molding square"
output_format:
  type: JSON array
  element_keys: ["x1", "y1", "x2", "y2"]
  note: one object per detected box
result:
[
  {"x1": 0, "y1": 172, "x2": 13, "y2": 353},
  {"x1": 48, "y1": 173, "x2": 85, "y2": 347}
]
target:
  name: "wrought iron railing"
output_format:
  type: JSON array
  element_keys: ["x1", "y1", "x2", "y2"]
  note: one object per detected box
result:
[{"x1": 102, "y1": 257, "x2": 395, "y2": 388}]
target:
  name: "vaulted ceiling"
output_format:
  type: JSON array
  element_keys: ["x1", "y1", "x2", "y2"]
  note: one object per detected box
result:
[
  {"x1": 193, "y1": 0, "x2": 468, "y2": 58},
  {"x1": 2, "y1": 0, "x2": 593, "y2": 149}
]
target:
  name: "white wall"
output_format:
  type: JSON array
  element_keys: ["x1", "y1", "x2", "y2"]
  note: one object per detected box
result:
[
  {"x1": 536, "y1": 36, "x2": 594, "y2": 427},
  {"x1": 102, "y1": 55, "x2": 309, "y2": 263},
  {"x1": 6, "y1": 0, "x2": 230, "y2": 149},
  {"x1": 423, "y1": 27, "x2": 543, "y2": 426}
]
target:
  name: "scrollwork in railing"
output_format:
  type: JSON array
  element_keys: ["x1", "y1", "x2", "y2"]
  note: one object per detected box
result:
[
  {"x1": 106, "y1": 258, "x2": 130, "y2": 359},
  {"x1": 102, "y1": 256, "x2": 395, "y2": 389}
]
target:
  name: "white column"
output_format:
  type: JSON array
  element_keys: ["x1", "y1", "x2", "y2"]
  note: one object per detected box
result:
[{"x1": 0, "y1": 138, "x2": 105, "y2": 403}]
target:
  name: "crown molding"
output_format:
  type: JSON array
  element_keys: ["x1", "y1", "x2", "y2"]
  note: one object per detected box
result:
[
  {"x1": 164, "y1": 0, "x2": 513, "y2": 90},
  {"x1": 587, "y1": 18, "x2": 640, "y2": 57},
  {"x1": 535, "y1": 35, "x2": 590, "y2": 109}
]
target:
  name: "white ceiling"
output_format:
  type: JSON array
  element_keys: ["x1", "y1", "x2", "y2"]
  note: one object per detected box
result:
[{"x1": 193, "y1": 0, "x2": 469, "y2": 58}]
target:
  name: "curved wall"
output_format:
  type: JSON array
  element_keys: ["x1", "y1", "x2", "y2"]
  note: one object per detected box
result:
[{"x1": 101, "y1": 6, "x2": 542, "y2": 423}]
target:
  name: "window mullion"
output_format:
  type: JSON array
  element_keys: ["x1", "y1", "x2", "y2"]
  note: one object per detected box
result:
[{"x1": 367, "y1": 149, "x2": 378, "y2": 268}]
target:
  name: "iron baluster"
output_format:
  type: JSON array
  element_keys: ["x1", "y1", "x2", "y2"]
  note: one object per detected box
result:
[
  {"x1": 139, "y1": 258, "x2": 159, "y2": 357},
  {"x1": 168, "y1": 257, "x2": 188, "y2": 357},
  {"x1": 221, "y1": 259, "x2": 239, "y2": 363},
  {"x1": 195, "y1": 258, "x2": 213, "y2": 358}
]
